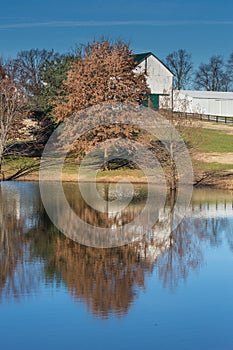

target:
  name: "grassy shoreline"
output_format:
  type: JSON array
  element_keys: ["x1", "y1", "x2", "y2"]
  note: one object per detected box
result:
[
  {"x1": 10, "y1": 164, "x2": 233, "y2": 189},
  {"x1": 1, "y1": 120, "x2": 233, "y2": 189}
]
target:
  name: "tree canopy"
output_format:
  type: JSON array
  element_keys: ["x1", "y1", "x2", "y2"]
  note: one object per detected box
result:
[{"x1": 54, "y1": 40, "x2": 149, "y2": 121}]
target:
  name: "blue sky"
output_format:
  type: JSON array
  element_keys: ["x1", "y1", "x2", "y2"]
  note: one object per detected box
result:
[{"x1": 1, "y1": 0, "x2": 233, "y2": 68}]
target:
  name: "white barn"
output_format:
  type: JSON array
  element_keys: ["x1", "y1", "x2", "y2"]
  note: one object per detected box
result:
[
  {"x1": 134, "y1": 52, "x2": 174, "y2": 109},
  {"x1": 173, "y1": 90, "x2": 233, "y2": 117},
  {"x1": 133, "y1": 53, "x2": 233, "y2": 117}
]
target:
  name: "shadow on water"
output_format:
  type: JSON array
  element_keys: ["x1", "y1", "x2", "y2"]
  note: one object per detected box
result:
[{"x1": 0, "y1": 182, "x2": 233, "y2": 318}]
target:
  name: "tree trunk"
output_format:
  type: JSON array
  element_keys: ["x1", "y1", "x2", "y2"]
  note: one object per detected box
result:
[
  {"x1": 103, "y1": 146, "x2": 109, "y2": 171},
  {"x1": 0, "y1": 155, "x2": 4, "y2": 181},
  {"x1": 170, "y1": 157, "x2": 177, "y2": 192}
]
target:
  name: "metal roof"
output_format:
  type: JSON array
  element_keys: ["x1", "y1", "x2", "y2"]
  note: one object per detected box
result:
[
  {"x1": 133, "y1": 52, "x2": 174, "y2": 76},
  {"x1": 133, "y1": 52, "x2": 152, "y2": 63},
  {"x1": 178, "y1": 90, "x2": 233, "y2": 100}
]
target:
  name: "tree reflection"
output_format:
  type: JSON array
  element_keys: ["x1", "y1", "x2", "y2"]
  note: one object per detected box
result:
[
  {"x1": 156, "y1": 198, "x2": 233, "y2": 291},
  {"x1": 156, "y1": 218, "x2": 204, "y2": 290},
  {"x1": 0, "y1": 184, "x2": 25, "y2": 298},
  {"x1": 0, "y1": 183, "x2": 233, "y2": 318},
  {"x1": 45, "y1": 237, "x2": 153, "y2": 318},
  {"x1": 0, "y1": 183, "x2": 42, "y2": 300}
]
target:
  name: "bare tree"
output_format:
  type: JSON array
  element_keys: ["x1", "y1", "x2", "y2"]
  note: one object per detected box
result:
[
  {"x1": 0, "y1": 62, "x2": 25, "y2": 179},
  {"x1": 194, "y1": 55, "x2": 229, "y2": 91},
  {"x1": 226, "y1": 52, "x2": 233, "y2": 90},
  {"x1": 166, "y1": 49, "x2": 193, "y2": 90},
  {"x1": 13, "y1": 48, "x2": 62, "y2": 114}
]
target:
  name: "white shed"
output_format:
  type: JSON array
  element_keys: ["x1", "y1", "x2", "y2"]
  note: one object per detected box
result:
[{"x1": 173, "y1": 90, "x2": 233, "y2": 117}]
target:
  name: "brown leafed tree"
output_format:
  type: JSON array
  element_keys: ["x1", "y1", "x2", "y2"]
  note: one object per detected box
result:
[
  {"x1": 54, "y1": 40, "x2": 149, "y2": 169},
  {"x1": 0, "y1": 62, "x2": 5, "y2": 80},
  {"x1": 54, "y1": 40, "x2": 149, "y2": 120}
]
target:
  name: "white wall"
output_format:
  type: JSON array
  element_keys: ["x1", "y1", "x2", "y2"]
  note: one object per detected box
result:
[
  {"x1": 171, "y1": 90, "x2": 233, "y2": 117},
  {"x1": 134, "y1": 54, "x2": 173, "y2": 95}
]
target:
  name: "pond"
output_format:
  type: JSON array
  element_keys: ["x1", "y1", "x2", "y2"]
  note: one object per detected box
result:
[{"x1": 0, "y1": 182, "x2": 233, "y2": 350}]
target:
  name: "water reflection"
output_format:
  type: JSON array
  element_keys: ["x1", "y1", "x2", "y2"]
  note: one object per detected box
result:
[
  {"x1": 0, "y1": 183, "x2": 43, "y2": 300},
  {"x1": 41, "y1": 182, "x2": 167, "y2": 247},
  {"x1": 42, "y1": 237, "x2": 153, "y2": 318},
  {"x1": 0, "y1": 182, "x2": 233, "y2": 318}
]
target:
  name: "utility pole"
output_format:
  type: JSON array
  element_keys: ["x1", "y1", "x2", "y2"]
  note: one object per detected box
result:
[
  {"x1": 169, "y1": 75, "x2": 176, "y2": 192},
  {"x1": 171, "y1": 76, "x2": 174, "y2": 114}
]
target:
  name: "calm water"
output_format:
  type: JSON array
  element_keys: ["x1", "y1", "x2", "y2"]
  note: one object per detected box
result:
[{"x1": 0, "y1": 182, "x2": 233, "y2": 350}]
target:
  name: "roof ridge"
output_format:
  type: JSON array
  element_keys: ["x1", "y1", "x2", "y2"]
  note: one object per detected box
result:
[{"x1": 133, "y1": 52, "x2": 174, "y2": 76}]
